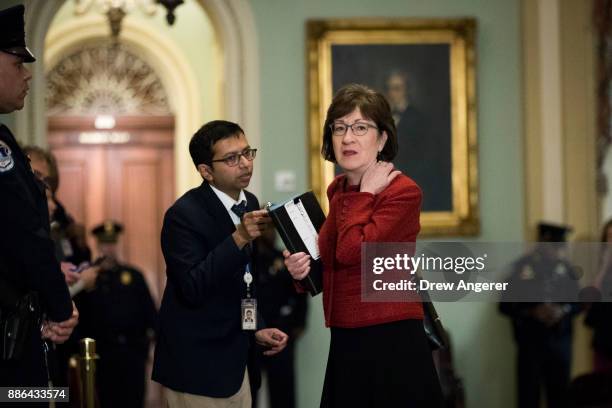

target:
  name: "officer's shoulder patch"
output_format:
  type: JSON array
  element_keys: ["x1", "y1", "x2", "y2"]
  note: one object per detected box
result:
[{"x1": 0, "y1": 140, "x2": 15, "y2": 173}]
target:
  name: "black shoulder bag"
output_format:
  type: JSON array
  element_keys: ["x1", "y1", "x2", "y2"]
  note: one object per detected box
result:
[{"x1": 412, "y1": 275, "x2": 448, "y2": 350}]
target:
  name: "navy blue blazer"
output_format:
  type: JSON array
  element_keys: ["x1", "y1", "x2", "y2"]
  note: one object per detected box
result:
[{"x1": 152, "y1": 181, "x2": 262, "y2": 397}]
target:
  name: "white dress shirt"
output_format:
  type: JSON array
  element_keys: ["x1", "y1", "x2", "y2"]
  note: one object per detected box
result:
[{"x1": 209, "y1": 184, "x2": 247, "y2": 225}]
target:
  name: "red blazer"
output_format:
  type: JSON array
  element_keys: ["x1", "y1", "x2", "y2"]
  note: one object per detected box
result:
[{"x1": 319, "y1": 173, "x2": 424, "y2": 328}]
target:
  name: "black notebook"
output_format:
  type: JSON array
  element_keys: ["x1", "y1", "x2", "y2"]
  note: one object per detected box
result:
[{"x1": 266, "y1": 191, "x2": 325, "y2": 296}]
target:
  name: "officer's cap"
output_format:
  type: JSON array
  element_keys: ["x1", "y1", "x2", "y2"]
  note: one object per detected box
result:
[
  {"x1": 0, "y1": 5, "x2": 35, "y2": 63},
  {"x1": 92, "y1": 220, "x2": 124, "y2": 243},
  {"x1": 537, "y1": 222, "x2": 572, "y2": 242}
]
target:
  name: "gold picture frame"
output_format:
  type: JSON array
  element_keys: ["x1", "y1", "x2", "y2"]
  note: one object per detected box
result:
[{"x1": 307, "y1": 18, "x2": 479, "y2": 236}]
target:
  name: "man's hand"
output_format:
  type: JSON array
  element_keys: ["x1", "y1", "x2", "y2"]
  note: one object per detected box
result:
[
  {"x1": 60, "y1": 262, "x2": 80, "y2": 285},
  {"x1": 255, "y1": 328, "x2": 288, "y2": 356},
  {"x1": 42, "y1": 301, "x2": 79, "y2": 344},
  {"x1": 233, "y1": 210, "x2": 272, "y2": 249}
]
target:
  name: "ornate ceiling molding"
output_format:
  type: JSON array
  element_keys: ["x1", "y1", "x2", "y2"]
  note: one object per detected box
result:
[{"x1": 46, "y1": 43, "x2": 171, "y2": 116}]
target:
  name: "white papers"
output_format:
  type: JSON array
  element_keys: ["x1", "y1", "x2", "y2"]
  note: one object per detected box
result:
[{"x1": 284, "y1": 199, "x2": 320, "y2": 260}]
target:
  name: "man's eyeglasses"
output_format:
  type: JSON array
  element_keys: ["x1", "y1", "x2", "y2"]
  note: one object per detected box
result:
[
  {"x1": 212, "y1": 148, "x2": 257, "y2": 167},
  {"x1": 330, "y1": 122, "x2": 379, "y2": 137}
]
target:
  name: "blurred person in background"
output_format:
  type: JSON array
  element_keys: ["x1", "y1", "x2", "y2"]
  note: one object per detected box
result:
[
  {"x1": 23, "y1": 145, "x2": 98, "y2": 395},
  {"x1": 23, "y1": 146, "x2": 95, "y2": 285},
  {"x1": 78, "y1": 221, "x2": 157, "y2": 408},
  {"x1": 500, "y1": 223, "x2": 583, "y2": 408}
]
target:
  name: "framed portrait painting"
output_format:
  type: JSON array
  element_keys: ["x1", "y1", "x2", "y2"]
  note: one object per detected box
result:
[{"x1": 307, "y1": 18, "x2": 479, "y2": 236}]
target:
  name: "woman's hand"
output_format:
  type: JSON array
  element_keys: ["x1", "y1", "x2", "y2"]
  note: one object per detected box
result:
[
  {"x1": 60, "y1": 262, "x2": 80, "y2": 285},
  {"x1": 283, "y1": 250, "x2": 310, "y2": 281},
  {"x1": 80, "y1": 265, "x2": 100, "y2": 290},
  {"x1": 360, "y1": 161, "x2": 401, "y2": 195}
]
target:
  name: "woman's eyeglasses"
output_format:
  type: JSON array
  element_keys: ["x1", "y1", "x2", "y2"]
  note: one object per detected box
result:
[{"x1": 330, "y1": 122, "x2": 379, "y2": 136}]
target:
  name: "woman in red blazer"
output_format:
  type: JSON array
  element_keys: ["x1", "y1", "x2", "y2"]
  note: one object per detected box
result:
[{"x1": 284, "y1": 84, "x2": 443, "y2": 407}]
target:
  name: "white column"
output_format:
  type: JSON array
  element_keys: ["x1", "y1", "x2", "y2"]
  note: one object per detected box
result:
[{"x1": 538, "y1": 0, "x2": 565, "y2": 223}]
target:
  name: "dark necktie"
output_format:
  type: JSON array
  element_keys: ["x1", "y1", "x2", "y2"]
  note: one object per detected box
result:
[{"x1": 231, "y1": 200, "x2": 247, "y2": 220}]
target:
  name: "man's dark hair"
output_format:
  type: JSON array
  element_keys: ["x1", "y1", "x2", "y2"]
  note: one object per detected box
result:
[
  {"x1": 189, "y1": 120, "x2": 244, "y2": 167},
  {"x1": 321, "y1": 83, "x2": 398, "y2": 163}
]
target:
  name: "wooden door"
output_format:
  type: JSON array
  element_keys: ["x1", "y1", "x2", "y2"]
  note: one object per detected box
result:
[{"x1": 48, "y1": 115, "x2": 175, "y2": 302}]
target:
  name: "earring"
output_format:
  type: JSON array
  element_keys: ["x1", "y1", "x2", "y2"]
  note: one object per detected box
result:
[{"x1": 376, "y1": 150, "x2": 382, "y2": 161}]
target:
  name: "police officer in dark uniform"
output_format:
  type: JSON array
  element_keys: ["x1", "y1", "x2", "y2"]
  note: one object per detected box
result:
[
  {"x1": 254, "y1": 228, "x2": 307, "y2": 408},
  {"x1": 500, "y1": 223, "x2": 582, "y2": 408},
  {"x1": 0, "y1": 4, "x2": 79, "y2": 393},
  {"x1": 78, "y1": 221, "x2": 157, "y2": 408}
]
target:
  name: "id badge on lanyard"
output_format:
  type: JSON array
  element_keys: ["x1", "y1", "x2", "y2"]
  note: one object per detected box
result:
[{"x1": 241, "y1": 264, "x2": 257, "y2": 330}]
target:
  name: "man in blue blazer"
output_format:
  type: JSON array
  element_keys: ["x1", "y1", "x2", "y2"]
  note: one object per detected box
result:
[{"x1": 153, "y1": 120, "x2": 288, "y2": 407}]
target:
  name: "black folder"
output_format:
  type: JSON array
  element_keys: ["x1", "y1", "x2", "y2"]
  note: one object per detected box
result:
[{"x1": 266, "y1": 191, "x2": 325, "y2": 296}]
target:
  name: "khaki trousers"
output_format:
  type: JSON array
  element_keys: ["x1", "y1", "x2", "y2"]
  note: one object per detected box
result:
[{"x1": 165, "y1": 370, "x2": 251, "y2": 408}]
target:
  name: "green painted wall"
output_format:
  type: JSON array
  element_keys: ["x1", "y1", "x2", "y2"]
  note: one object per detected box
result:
[{"x1": 251, "y1": 1, "x2": 523, "y2": 407}]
